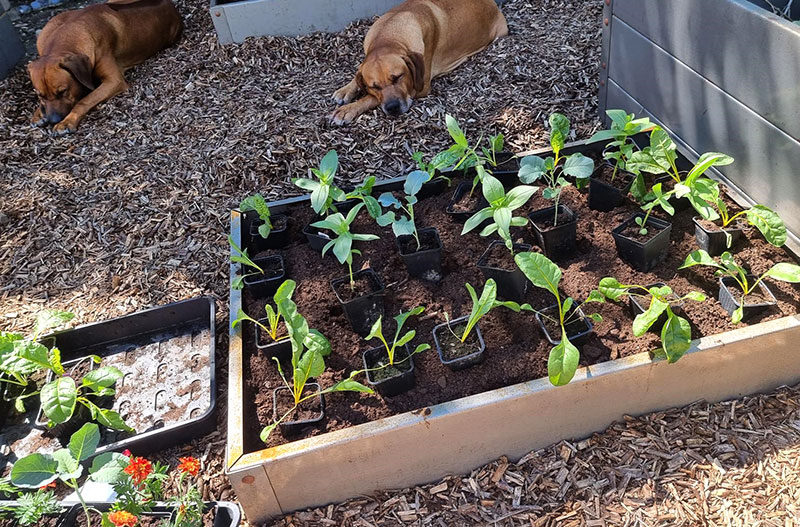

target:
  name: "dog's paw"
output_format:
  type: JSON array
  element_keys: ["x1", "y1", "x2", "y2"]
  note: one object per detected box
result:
[
  {"x1": 330, "y1": 104, "x2": 361, "y2": 126},
  {"x1": 332, "y1": 84, "x2": 358, "y2": 105},
  {"x1": 52, "y1": 119, "x2": 77, "y2": 135},
  {"x1": 31, "y1": 118, "x2": 47, "y2": 128}
]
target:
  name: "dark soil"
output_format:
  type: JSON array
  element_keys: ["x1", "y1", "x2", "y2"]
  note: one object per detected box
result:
[
  {"x1": 436, "y1": 324, "x2": 483, "y2": 361},
  {"x1": 724, "y1": 281, "x2": 774, "y2": 306},
  {"x1": 252, "y1": 257, "x2": 285, "y2": 280},
  {"x1": 398, "y1": 229, "x2": 441, "y2": 255},
  {"x1": 449, "y1": 188, "x2": 483, "y2": 213},
  {"x1": 480, "y1": 242, "x2": 520, "y2": 271},
  {"x1": 271, "y1": 215, "x2": 289, "y2": 231},
  {"x1": 540, "y1": 307, "x2": 591, "y2": 341},
  {"x1": 240, "y1": 167, "x2": 800, "y2": 451},
  {"x1": 593, "y1": 163, "x2": 633, "y2": 189},
  {"x1": 332, "y1": 271, "x2": 381, "y2": 302},
  {"x1": 0, "y1": 513, "x2": 61, "y2": 527},
  {"x1": 531, "y1": 209, "x2": 576, "y2": 230},
  {"x1": 366, "y1": 348, "x2": 413, "y2": 383},
  {"x1": 620, "y1": 219, "x2": 667, "y2": 243},
  {"x1": 696, "y1": 218, "x2": 746, "y2": 233},
  {"x1": 274, "y1": 387, "x2": 323, "y2": 423}
]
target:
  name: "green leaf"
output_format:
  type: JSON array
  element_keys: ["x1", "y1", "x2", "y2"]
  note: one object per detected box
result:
[
  {"x1": 331, "y1": 235, "x2": 353, "y2": 265},
  {"x1": 598, "y1": 277, "x2": 628, "y2": 301},
  {"x1": 88, "y1": 452, "x2": 128, "y2": 484},
  {"x1": 391, "y1": 217, "x2": 415, "y2": 239},
  {"x1": 33, "y1": 310, "x2": 74, "y2": 338},
  {"x1": 679, "y1": 250, "x2": 718, "y2": 270},
  {"x1": 685, "y1": 152, "x2": 734, "y2": 185},
  {"x1": 293, "y1": 178, "x2": 319, "y2": 191},
  {"x1": 40, "y1": 377, "x2": 77, "y2": 425},
  {"x1": 365, "y1": 317, "x2": 383, "y2": 342},
  {"x1": 515, "y1": 252, "x2": 562, "y2": 298},
  {"x1": 746, "y1": 205, "x2": 786, "y2": 247},
  {"x1": 505, "y1": 185, "x2": 538, "y2": 210},
  {"x1": 310, "y1": 185, "x2": 331, "y2": 215},
  {"x1": 732, "y1": 306, "x2": 744, "y2": 325},
  {"x1": 518, "y1": 156, "x2": 547, "y2": 184},
  {"x1": 82, "y1": 366, "x2": 123, "y2": 391},
  {"x1": 562, "y1": 153, "x2": 594, "y2": 179},
  {"x1": 239, "y1": 194, "x2": 271, "y2": 222},
  {"x1": 10, "y1": 454, "x2": 59, "y2": 488},
  {"x1": 588, "y1": 313, "x2": 603, "y2": 322},
  {"x1": 297, "y1": 349, "x2": 325, "y2": 382},
  {"x1": 95, "y1": 408, "x2": 133, "y2": 432},
  {"x1": 683, "y1": 291, "x2": 707, "y2": 302},
  {"x1": 69, "y1": 422, "x2": 100, "y2": 462},
  {"x1": 548, "y1": 331, "x2": 579, "y2": 386},
  {"x1": 260, "y1": 423, "x2": 278, "y2": 443},
  {"x1": 394, "y1": 330, "x2": 416, "y2": 349},
  {"x1": 661, "y1": 312, "x2": 692, "y2": 363},
  {"x1": 492, "y1": 207, "x2": 512, "y2": 238},
  {"x1": 377, "y1": 192, "x2": 402, "y2": 209},
  {"x1": 14, "y1": 340, "x2": 52, "y2": 371},
  {"x1": 445, "y1": 115, "x2": 468, "y2": 147},
  {"x1": 549, "y1": 113, "x2": 569, "y2": 154},
  {"x1": 405, "y1": 170, "x2": 431, "y2": 196},
  {"x1": 585, "y1": 290, "x2": 606, "y2": 304},
  {"x1": 481, "y1": 174, "x2": 505, "y2": 204},
  {"x1": 257, "y1": 223, "x2": 273, "y2": 239},
  {"x1": 764, "y1": 262, "x2": 800, "y2": 283},
  {"x1": 304, "y1": 329, "x2": 331, "y2": 358},
  {"x1": 362, "y1": 195, "x2": 383, "y2": 219},
  {"x1": 462, "y1": 208, "x2": 494, "y2": 235},
  {"x1": 319, "y1": 150, "x2": 339, "y2": 178},
  {"x1": 632, "y1": 297, "x2": 668, "y2": 337},
  {"x1": 328, "y1": 378, "x2": 374, "y2": 393},
  {"x1": 52, "y1": 449, "x2": 82, "y2": 480}
]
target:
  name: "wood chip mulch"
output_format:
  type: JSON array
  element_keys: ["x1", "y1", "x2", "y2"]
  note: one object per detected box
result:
[{"x1": 267, "y1": 384, "x2": 800, "y2": 527}]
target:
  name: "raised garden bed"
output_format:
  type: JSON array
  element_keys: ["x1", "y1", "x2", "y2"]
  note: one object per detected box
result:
[
  {"x1": 0, "y1": 298, "x2": 217, "y2": 475},
  {"x1": 225, "y1": 134, "x2": 800, "y2": 522}
]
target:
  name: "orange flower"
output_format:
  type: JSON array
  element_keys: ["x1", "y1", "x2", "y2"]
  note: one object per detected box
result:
[
  {"x1": 124, "y1": 456, "x2": 152, "y2": 486},
  {"x1": 39, "y1": 481, "x2": 57, "y2": 490},
  {"x1": 108, "y1": 510, "x2": 138, "y2": 527},
  {"x1": 177, "y1": 456, "x2": 201, "y2": 477}
]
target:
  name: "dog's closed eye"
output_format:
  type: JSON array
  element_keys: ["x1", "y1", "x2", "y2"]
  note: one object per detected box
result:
[{"x1": 390, "y1": 73, "x2": 404, "y2": 83}]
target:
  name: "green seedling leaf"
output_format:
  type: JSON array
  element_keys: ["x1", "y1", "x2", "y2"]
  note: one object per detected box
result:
[
  {"x1": 445, "y1": 115, "x2": 468, "y2": 148},
  {"x1": 562, "y1": 153, "x2": 594, "y2": 180},
  {"x1": 685, "y1": 152, "x2": 734, "y2": 185},
  {"x1": 732, "y1": 305, "x2": 744, "y2": 325},
  {"x1": 518, "y1": 155, "x2": 547, "y2": 184},
  {"x1": 661, "y1": 312, "x2": 692, "y2": 362},
  {"x1": 585, "y1": 290, "x2": 606, "y2": 304},
  {"x1": 328, "y1": 378, "x2": 373, "y2": 393},
  {"x1": 632, "y1": 297, "x2": 668, "y2": 337},
  {"x1": 746, "y1": 205, "x2": 786, "y2": 247},
  {"x1": 40, "y1": 377, "x2": 77, "y2": 425},
  {"x1": 310, "y1": 184, "x2": 331, "y2": 215},
  {"x1": 68, "y1": 422, "x2": 100, "y2": 462},
  {"x1": 319, "y1": 150, "x2": 339, "y2": 178},
  {"x1": 515, "y1": 252, "x2": 562, "y2": 297},
  {"x1": 362, "y1": 195, "x2": 383, "y2": 219},
  {"x1": 683, "y1": 291, "x2": 707, "y2": 302},
  {"x1": 95, "y1": 408, "x2": 133, "y2": 432},
  {"x1": 260, "y1": 423, "x2": 278, "y2": 443},
  {"x1": 33, "y1": 310, "x2": 74, "y2": 338},
  {"x1": 404, "y1": 170, "x2": 431, "y2": 196},
  {"x1": 549, "y1": 113, "x2": 569, "y2": 155},
  {"x1": 598, "y1": 277, "x2": 628, "y2": 301},
  {"x1": 292, "y1": 178, "x2": 319, "y2": 192},
  {"x1": 679, "y1": 250, "x2": 718, "y2": 269},
  {"x1": 82, "y1": 366, "x2": 123, "y2": 391},
  {"x1": 548, "y1": 330, "x2": 579, "y2": 386},
  {"x1": 88, "y1": 452, "x2": 128, "y2": 484},
  {"x1": 52, "y1": 449, "x2": 82, "y2": 481},
  {"x1": 764, "y1": 262, "x2": 800, "y2": 283},
  {"x1": 10, "y1": 454, "x2": 59, "y2": 488},
  {"x1": 588, "y1": 313, "x2": 603, "y2": 323}
]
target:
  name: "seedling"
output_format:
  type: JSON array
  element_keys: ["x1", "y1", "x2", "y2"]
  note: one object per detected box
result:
[
  {"x1": 311, "y1": 203, "x2": 379, "y2": 289},
  {"x1": 0, "y1": 487, "x2": 60, "y2": 526},
  {"x1": 345, "y1": 176, "x2": 382, "y2": 219},
  {"x1": 441, "y1": 115, "x2": 509, "y2": 195},
  {"x1": 588, "y1": 109, "x2": 652, "y2": 182},
  {"x1": 292, "y1": 150, "x2": 348, "y2": 216},
  {"x1": 687, "y1": 177, "x2": 787, "y2": 247},
  {"x1": 636, "y1": 182, "x2": 675, "y2": 235},
  {"x1": 376, "y1": 170, "x2": 432, "y2": 250},
  {"x1": 232, "y1": 289, "x2": 288, "y2": 345},
  {"x1": 262, "y1": 280, "x2": 372, "y2": 441},
  {"x1": 679, "y1": 249, "x2": 800, "y2": 323},
  {"x1": 515, "y1": 252, "x2": 603, "y2": 386},
  {"x1": 229, "y1": 235, "x2": 264, "y2": 290},
  {"x1": 239, "y1": 194, "x2": 274, "y2": 239},
  {"x1": 519, "y1": 113, "x2": 594, "y2": 225},
  {"x1": 596, "y1": 278, "x2": 706, "y2": 362},
  {"x1": 462, "y1": 168, "x2": 538, "y2": 251},
  {"x1": 445, "y1": 279, "x2": 533, "y2": 343},
  {"x1": 411, "y1": 150, "x2": 459, "y2": 186},
  {"x1": 364, "y1": 306, "x2": 431, "y2": 368}
]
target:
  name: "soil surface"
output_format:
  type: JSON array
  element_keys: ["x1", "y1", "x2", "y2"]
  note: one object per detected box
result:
[
  {"x1": 436, "y1": 324, "x2": 483, "y2": 362},
  {"x1": 592, "y1": 163, "x2": 634, "y2": 189},
  {"x1": 251, "y1": 257, "x2": 284, "y2": 280},
  {"x1": 274, "y1": 388, "x2": 323, "y2": 424},
  {"x1": 619, "y1": 218, "x2": 666, "y2": 243},
  {"x1": 449, "y1": 187, "x2": 484, "y2": 213},
  {"x1": 256, "y1": 319, "x2": 288, "y2": 347},
  {"x1": 332, "y1": 271, "x2": 381, "y2": 302},
  {"x1": 480, "y1": 242, "x2": 522, "y2": 271},
  {"x1": 366, "y1": 347, "x2": 413, "y2": 383},
  {"x1": 240, "y1": 168, "x2": 800, "y2": 452},
  {"x1": 696, "y1": 217, "x2": 747, "y2": 233},
  {"x1": 539, "y1": 307, "x2": 591, "y2": 341},
  {"x1": 530, "y1": 207, "x2": 575, "y2": 230},
  {"x1": 398, "y1": 229, "x2": 440, "y2": 255}
]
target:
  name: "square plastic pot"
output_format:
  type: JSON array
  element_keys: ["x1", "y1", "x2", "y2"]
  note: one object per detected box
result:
[
  {"x1": 527, "y1": 204, "x2": 578, "y2": 260},
  {"x1": 628, "y1": 283, "x2": 684, "y2": 333},
  {"x1": 534, "y1": 304, "x2": 594, "y2": 347},
  {"x1": 611, "y1": 213, "x2": 672, "y2": 272},
  {"x1": 718, "y1": 275, "x2": 777, "y2": 321},
  {"x1": 396, "y1": 227, "x2": 443, "y2": 282},
  {"x1": 249, "y1": 213, "x2": 290, "y2": 252},
  {"x1": 446, "y1": 181, "x2": 488, "y2": 223},
  {"x1": 302, "y1": 224, "x2": 333, "y2": 252},
  {"x1": 242, "y1": 254, "x2": 286, "y2": 298},
  {"x1": 254, "y1": 317, "x2": 292, "y2": 361},
  {"x1": 273, "y1": 383, "x2": 325, "y2": 437},
  {"x1": 476, "y1": 241, "x2": 531, "y2": 302},
  {"x1": 588, "y1": 162, "x2": 634, "y2": 212},
  {"x1": 693, "y1": 216, "x2": 745, "y2": 256},
  {"x1": 363, "y1": 344, "x2": 415, "y2": 398},
  {"x1": 432, "y1": 316, "x2": 486, "y2": 371},
  {"x1": 330, "y1": 268, "x2": 385, "y2": 335}
]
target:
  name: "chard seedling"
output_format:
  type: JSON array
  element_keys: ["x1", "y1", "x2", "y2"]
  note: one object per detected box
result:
[
  {"x1": 687, "y1": 177, "x2": 786, "y2": 247},
  {"x1": 519, "y1": 113, "x2": 594, "y2": 225},
  {"x1": 461, "y1": 168, "x2": 537, "y2": 251},
  {"x1": 635, "y1": 182, "x2": 675, "y2": 235},
  {"x1": 239, "y1": 193, "x2": 275, "y2": 239},
  {"x1": 441, "y1": 115, "x2": 509, "y2": 195},
  {"x1": 365, "y1": 306, "x2": 431, "y2": 368},
  {"x1": 231, "y1": 283, "x2": 293, "y2": 343},
  {"x1": 679, "y1": 250, "x2": 800, "y2": 323},
  {"x1": 311, "y1": 203, "x2": 379, "y2": 289},
  {"x1": 588, "y1": 109, "x2": 652, "y2": 182},
  {"x1": 626, "y1": 127, "x2": 733, "y2": 202},
  {"x1": 263, "y1": 280, "x2": 372, "y2": 441},
  {"x1": 596, "y1": 278, "x2": 706, "y2": 363},
  {"x1": 515, "y1": 252, "x2": 603, "y2": 386},
  {"x1": 229, "y1": 235, "x2": 264, "y2": 290},
  {"x1": 292, "y1": 150, "x2": 348, "y2": 216},
  {"x1": 376, "y1": 170, "x2": 432, "y2": 250},
  {"x1": 446, "y1": 279, "x2": 533, "y2": 343}
]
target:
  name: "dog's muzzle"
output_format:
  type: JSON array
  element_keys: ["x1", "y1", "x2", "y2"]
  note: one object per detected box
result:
[
  {"x1": 382, "y1": 97, "x2": 412, "y2": 117},
  {"x1": 46, "y1": 112, "x2": 64, "y2": 124}
]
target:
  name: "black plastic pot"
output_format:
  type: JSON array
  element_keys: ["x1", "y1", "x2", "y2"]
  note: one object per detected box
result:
[
  {"x1": 491, "y1": 152, "x2": 521, "y2": 187},
  {"x1": 417, "y1": 176, "x2": 450, "y2": 200},
  {"x1": 611, "y1": 213, "x2": 672, "y2": 272},
  {"x1": 432, "y1": 316, "x2": 486, "y2": 371},
  {"x1": 628, "y1": 282, "x2": 684, "y2": 333},
  {"x1": 397, "y1": 227, "x2": 443, "y2": 281},
  {"x1": 303, "y1": 224, "x2": 333, "y2": 252},
  {"x1": 528, "y1": 204, "x2": 578, "y2": 260},
  {"x1": 362, "y1": 344, "x2": 415, "y2": 398},
  {"x1": 588, "y1": 162, "x2": 634, "y2": 212},
  {"x1": 249, "y1": 213, "x2": 289, "y2": 252},
  {"x1": 330, "y1": 268, "x2": 385, "y2": 335},
  {"x1": 273, "y1": 383, "x2": 325, "y2": 437},
  {"x1": 477, "y1": 241, "x2": 531, "y2": 302},
  {"x1": 255, "y1": 317, "x2": 292, "y2": 361},
  {"x1": 242, "y1": 254, "x2": 286, "y2": 298},
  {"x1": 718, "y1": 275, "x2": 777, "y2": 321},
  {"x1": 535, "y1": 304, "x2": 594, "y2": 347},
  {"x1": 693, "y1": 216, "x2": 744, "y2": 256},
  {"x1": 62, "y1": 501, "x2": 241, "y2": 526},
  {"x1": 446, "y1": 181, "x2": 488, "y2": 223}
]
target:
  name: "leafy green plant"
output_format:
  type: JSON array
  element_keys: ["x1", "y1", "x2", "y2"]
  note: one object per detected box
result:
[
  {"x1": 232, "y1": 304, "x2": 286, "y2": 343},
  {"x1": 365, "y1": 306, "x2": 430, "y2": 368},
  {"x1": 411, "y1": 150, "x2": 460, "y2": 185},
  {"x1": 344, "y1": 176, "x2": 382, "y2": 219},
  {"x1": 515, "y1": 252, "x2": 603, "y2": 386},
  {"x1": 634, "y1": 182, "x2": 675, "y2": 235},
  {"x1": 376, "y1": 170, "x2": 432, "y2": 250},
  {"x1": 596, "y1": 278, "x2": 706, "y2": 362},
  {"x1": 229, "y1": 235, "x2": 265, "y2": 290},
  {"x1": 461, "y1": 168, "x2": 537, "y2": 251},
  {"x1": 292, "y1": 150, "x2": 348, "y2": 216},
  {"x1": 0, "y1": 488, "x2": 61, "y2": 526},
  {"x1": 686, "y1": 177, "x2": 787, "y2": 247},
  {"x1": 679, "y1": 250, "x2": 800, "y2": 323},
  {"x1": 311, "y1": 202, "x2": 379, "y2": 289},
  {"x1": 262, "y1": 280, "x2": 373, "y2": 441},
  {"x1": 519, "y1": 113, "x2": 594, "y2": 225},
  {"x1": 440, "y1": 115, "x2": 509, "y2": 195},
  {"x1": 239, "y1": 194, "x2": 275, "y2": 239},
  {"x1": 164, "y1": 460, "x2": 205, "y2": 527},
  {"x1": 588, "y1": 109, "x2": 652, "y2": 182},
  {"x1": 445, "y1": 279, "x2": 533, "y2": 343}
]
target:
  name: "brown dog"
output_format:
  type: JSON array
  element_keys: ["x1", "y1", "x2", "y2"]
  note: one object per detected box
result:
[
  {"x1": 28, "y1": 0, "x2": 182, "y2": 134},
  {"x1": 331, "y1": 0, "x2": 507, "y2": 125}
]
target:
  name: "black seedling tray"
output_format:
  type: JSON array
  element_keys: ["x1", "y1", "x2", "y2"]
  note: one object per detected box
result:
[{"x1": 0, "y1": 298, "x2": 216, "y2": 470}]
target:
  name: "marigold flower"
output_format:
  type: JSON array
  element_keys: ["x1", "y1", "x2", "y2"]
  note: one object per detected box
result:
[
  {"x1": 124, "y1": 456, "x2": 152, "y2": 485},
  {"x1": 177, "y1": 456, "x2": 201, "y2": 477},
  {"x1": 108, "y1": 510, "x2": 138, "y2": 527},
  {"x1": 39, "y1": 481, "x2": 57, "y2": 490}
]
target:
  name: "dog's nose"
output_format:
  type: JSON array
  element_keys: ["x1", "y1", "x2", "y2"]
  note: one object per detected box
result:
[
  {"x1": 384, "y1": 100, "x2": 402, "y2": 116},
  {"x1": 46, "y1": 112, "x2": 64, "y2": 124}
]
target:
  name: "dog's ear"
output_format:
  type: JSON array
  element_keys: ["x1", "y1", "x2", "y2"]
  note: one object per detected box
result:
[
  {"x1": 60, "y1": 53, "x2": 95, "y2": 91},
  {"x1": 355, "y1": 68, "x2": 365, "y2": 92},
  {"x1": 404, "y1": 52, "x2": 425, "y2": 93}
]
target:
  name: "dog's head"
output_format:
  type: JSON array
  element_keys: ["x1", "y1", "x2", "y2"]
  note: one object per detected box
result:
[
  {"x1": 357, "y1": 49, "x2": 424, "y2": 117},
  {"x1": 28, "y1": 53, "x2": 94, "y2": 124}
]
